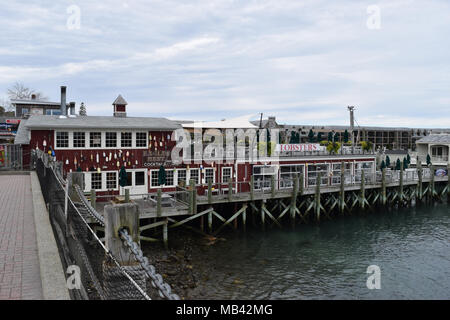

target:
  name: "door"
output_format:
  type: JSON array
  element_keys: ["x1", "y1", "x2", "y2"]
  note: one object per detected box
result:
[{"x1": 120, "y1": 169, "x2": 148, "y2": 196}]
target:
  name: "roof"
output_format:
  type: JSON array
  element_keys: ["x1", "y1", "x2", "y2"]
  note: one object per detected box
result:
[
  {"x1": 416, "y1": 134, "x2": 450, "y2": 144},
  {"x1": 14, "y1": 119, "x2": 30, "y2": 145},
  {"x1": 24, "y1": 115, "x2": 181, "y2": 130},
  {"x1": 182, "y1": 115, "x2": 258, "y2": 129},
  {"x1": 10, "y1": 99, "x2": 61, "y2": 106},
  {"x1": 112, "y1": 95, "x2": 128, "y2": 105}
]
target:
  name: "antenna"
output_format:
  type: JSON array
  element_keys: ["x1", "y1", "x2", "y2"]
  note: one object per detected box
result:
[{"x1": 259, "y1": 113, "x2": 263, "y2": 129}]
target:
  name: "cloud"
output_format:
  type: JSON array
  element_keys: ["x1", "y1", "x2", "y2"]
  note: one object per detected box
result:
[{"x1": 0, "y1": 0, "x2": 449, "y2": 128}]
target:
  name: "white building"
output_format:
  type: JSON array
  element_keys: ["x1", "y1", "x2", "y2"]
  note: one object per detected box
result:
[{"x1": 415, "y1": 134, "x2": 450, "y2": 167}]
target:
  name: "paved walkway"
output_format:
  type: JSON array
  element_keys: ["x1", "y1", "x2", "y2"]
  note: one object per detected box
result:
[{"x1": 0, "y1": 174, "x2": 44, "y2": 299}]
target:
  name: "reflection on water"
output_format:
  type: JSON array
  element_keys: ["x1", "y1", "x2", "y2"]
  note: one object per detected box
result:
[{"x1": 195, "y1": 203, "x2": 449, "y2": 299}]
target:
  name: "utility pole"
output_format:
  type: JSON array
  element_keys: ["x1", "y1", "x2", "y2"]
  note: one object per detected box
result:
[{"x1": 348, "y1": 106, "x2": 355, "y2": 153}]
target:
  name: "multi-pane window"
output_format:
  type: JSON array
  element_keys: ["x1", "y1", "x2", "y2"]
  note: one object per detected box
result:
[
  {"x1": 135, "y1": 171, "x2": 145, "y2": 186},
  {"x1": 205, "y1": 168, "x2": 214, "y2": 184},
  {"x1": 151, "y1": 171, "x2": 159, "y2": 187},
  {"x1": 106, "y1": 172, "x2": 117, "y2": 189},
  {"x1": 106, "y1": 132, "x2": 117, "y2": 147},
  {"x1": 91, "y1": 173, "x2": 102, "y2": 190},
  {"x1": 189, "y1": 169, "x2": 200, "y2": 184},
  {"x1": 56, "y1": 132, "x2": 69, "y2": 148},
  {"x1": 307, "y1": 164, "x2": 329, "y2": 186},
  {"x1": 136, "y1": 132, "x2": 147, "y2": 147},
  {"x1": 280, "y1": 165, "x2": 304, "y2": 188},
  {"x1": 121, "y1": 132, "x2": 132, "y2": 147},
  {"x1": 331, "y1": 163, "x2": 352, "y2": 185},
  {"x1": 166, "y1": 170, "x2": 174, "y2": 186},
  {"x1": 90, "y1": 132, "x2": 101, "y2": 148},
  {"x1": 222, "y1": 167, "x2": 232, "y2": 183},
  {"x1": 73, "y1": 132, "x2": 85, "y2": 148},
  {"x1": 177, "y1": 169, "x2": 187, "y2": 185}
]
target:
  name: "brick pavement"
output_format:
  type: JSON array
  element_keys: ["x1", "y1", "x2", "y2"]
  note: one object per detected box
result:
[{"x1": 0, "y1": 175, "x2": 43, "y2": 300}]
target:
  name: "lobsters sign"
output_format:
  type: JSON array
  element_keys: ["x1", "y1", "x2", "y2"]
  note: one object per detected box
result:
[{"x1": 276, "y1": 144, "x2": 323, "y2": 152}]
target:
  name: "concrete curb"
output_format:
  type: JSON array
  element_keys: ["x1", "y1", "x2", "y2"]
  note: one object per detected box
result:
[{"x1": 30, "y1": 171, "x2": 71, "y2": 300}]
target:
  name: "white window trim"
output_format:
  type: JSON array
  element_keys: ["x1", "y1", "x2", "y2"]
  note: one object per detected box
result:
[
  {"x1": 203, "y1": 167, "x2": 215, "y2": 184},
  {"x1": 84, "y1": 170, "x2": 119, "y2": 192},
  {"x1": 54, "y1": 130, "x2": 148, "y2": 150},
  {"x1": 221, "y1": 166, "x2": 233, "y2": 183},
  {"x1": 149, "y1": 169, "x2": 176, "y2": 188}
]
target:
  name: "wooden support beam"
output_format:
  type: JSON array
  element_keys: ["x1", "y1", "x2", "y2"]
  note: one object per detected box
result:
[
  {"x1": 291, "y1": 173, "x2": 299, "y2": 227},
  {"x1": 169, "y1": 207, "x2": 214, "y2": 229},
  {"x1": 139, "y1": 220, "x2": 167, "y2": 232},
  {"x1": 208, "y1": 180, "x2": 212, "y2": 204},
  {"x1": 208, "y1": 207, "x2": 213, "y2": 234},
  {"x1": 399, "y1": 162, "x2": 404, "y2": 204},
  {"x1": 163, "y1": 218, "x2": 168, "y2": 249},
  {"x1": 228, "y1": 179, "x2": 233, "y2": 202},
  {"x1": 124, "y1": 188, "x2": 130, "y2": 203},
  {"x1": 213, "y1": 204, "x2": 248, "y2": 236},
  {"x1": 262, "y1": 205, "x2": 282, "y2": 228},
  {"x1": 447, "y1": 164, "x2": 450, "y2": 203},
  {"x1": 360, "y1": 170, "x2": 366, "y2": 210},
  {"x1": 340, "y1": 162, "x2": 345, "y2": 214},
  {"x1": 271, "y1": 175, "x2": 276, "y2": 198},
  {"x1": 242, "y1": 204, "x2": 247, "y2": 232},
  {"x1": 261, "y1": 201, "x2": 266, "y2": 231},
  {"x1": 90, "y1": 189, "x2": 96, "y2": 211},
  {"x1": 250, "y1": 176, "x2": 254, "y2": 202},
  {"x1": 139, "y1": 236, "x2": 160, "y2": 242},
  {"x1": 381, "y1": 168, "x2": 387, "y2": 205},
  {"x1": 417, "y1": 163, "x2": 423, "y2": 201}
]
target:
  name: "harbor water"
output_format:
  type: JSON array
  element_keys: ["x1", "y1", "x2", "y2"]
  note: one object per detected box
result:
[{"x1": 183, "y1": 203, "x2": 449, "y2": 299}]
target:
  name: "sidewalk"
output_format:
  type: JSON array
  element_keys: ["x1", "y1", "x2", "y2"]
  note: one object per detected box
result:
[
  {"x1": 0, "y1": 173, "x2": 70, "y2": 300},
  {"x1": 0, "y1": 174, "x2": 43, "y2": 299}
]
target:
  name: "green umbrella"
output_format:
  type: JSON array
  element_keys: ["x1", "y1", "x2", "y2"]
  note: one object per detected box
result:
[
  {"x1": 158, "y1": 165, "x2": 166, "y2": 185},
  {"x1": 119, "y1": 166, "x2": 128, "y2": 187}
]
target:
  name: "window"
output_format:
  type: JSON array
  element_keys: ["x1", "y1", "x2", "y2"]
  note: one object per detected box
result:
[
  {"x1": 166, "y1": 170, "x2": 174, "y2": 186},
  {"x1": 22, "y1": 108, "x2": 29, "y2": 114},
  {"x1": 91, "y1": 173, "x2": 102, "y2": 190},
  {"x1": 45, "y1": 109, "x2": 61, "y2": 115},
  {"x1": 106, "y1": 132, "x2": 117, "y2": 147},
  {"x1": 106, "y1": 172, "x2": 117, "y2": 189},
  {"x1": 136, "y1": 132, "x2": 147, "y2": 147},
  {"x1": 189, "y1": 169, "x2": 200, "y2": 184},
  {"x1": 177, "y1": 169, "x2": 187, "y2": 185},
  {"x1": 90, "y1": 132, "x2": 102, "y2": 148},
  {"x1": 307, "y1": 164, "x2": 329, "y2": 186},
  {"x1": 280, "y1": 165, "x2": 304, "y2": 189},
  {"x1": 135, "y1": 171, "x2": 145, "y2": 186},
  {"x1": 222, "y1": 167, "x2": 232, "y2": 183},
  {"x1": 126, "y1": 172, "x2": 132, "y2": 186},
  {"x1": 73, "y1": 132, "x2": 85, "y2": 148},
  {"x1": 151, "y1": 171, "x2": 159, "y2": 187},
  {"x1": 121, "y1": 132, "x2": 132, "y2": 147},
  {"x1": 205, "y1": 168, "x2": 214, "y2": 184},
  {"x1": 331, "y1": 163, "x2": 352, "y2": 185},
  {"x1": 56, "y1": 132, "x2": 69, "y2": 148}
]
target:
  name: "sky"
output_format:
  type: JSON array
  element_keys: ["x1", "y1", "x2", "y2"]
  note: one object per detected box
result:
[{"x1": 0, "y1": 0, "x2": 449, "y2": 128}]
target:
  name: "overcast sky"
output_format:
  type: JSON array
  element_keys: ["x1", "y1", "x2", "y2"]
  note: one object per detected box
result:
[{"x1": 1, "y1": 0, "x2": 449, "y2": 128}]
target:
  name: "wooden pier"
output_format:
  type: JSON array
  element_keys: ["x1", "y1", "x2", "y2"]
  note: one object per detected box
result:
[{"x1": 83, "y1": 163, "x2": 450, "y2": 248}]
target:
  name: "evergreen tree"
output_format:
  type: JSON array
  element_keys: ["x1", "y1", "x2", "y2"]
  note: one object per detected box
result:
[
  {"x1": 403, "y1": 157, "x2": 408, "y2": 170},
  {"x1": 395, "y1": 158, "x2": 401, "y2": 170},
  {"x1": 343, "y1": 129, "x2": 349, "y2": 143},
  {"x1": 308, "y1": 129, "x2": 315, "y2": 143},
  {"x1": 317, "y1": 132, "x2": 323, "y2": 142},
  {"x1": 385, "y1": 155, "x2": 391, "y2": 167},
  {"x1": 79, "y1": 102, "x2": 87, "y2": 116},
  {"x1": 406, "y1": 153, "x2": 411, "y2": 164}
]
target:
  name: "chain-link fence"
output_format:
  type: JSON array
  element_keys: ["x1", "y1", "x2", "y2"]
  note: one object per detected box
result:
[{"x1": 32, "y1": 149, "x2": 178, "y2": 300}]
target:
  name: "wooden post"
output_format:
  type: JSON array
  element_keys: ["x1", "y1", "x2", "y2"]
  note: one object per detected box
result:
[
  {"x1": 417, "y1": 163, "x2": 423, "y2": 202},
  {"x1": 156, "y1": 188, "x2": 162, "y2": 217},
  {"x1": 208, "y1": 207, "x2": 213, "y2": 234},
  {"x1": 90, "y1": 189, "x2": 96, "y2": 211},
  {"x1": 271, "y1": 175, "x2": 276, "y2": 198},
  {"x1": 299, "y1": 173, "x2": 304, "y2": 195},
  {"x1": 228, "y1": 179, "x2": 233, "y2": 202},
  {"x1": 208, "y1": 180, "x2": 212, "y2": 204},
  {"x1": 429, "y1": 165, "x2": 435, "y2": 200},
  {"x1": 340, "y1": 162, "x2": 345, "y2": 214},
  {"x1": 189, "y1": 179, "x2": 196, "y2": 214},
  {"x1": 249, "y1": 175, "x2": 254, "y2": 202},
  {"x1": 163, "y1": 218, "x2": 168, "y2": 250},
  {"x1": 315, "y1": 172, "x2": 321, "y2": 221},
  {"x1": 399, "y1": 162, "x2": 404, "y2": 204},
  {"x1": 103, "y1": 202, "x2": 146, "y2": 299},
  {"x1": 447, "y1": 164, "x2": 450, "y2": 203},
  {"x1": 360, "y1": 170, "x2": 365, "y2": 209},
  {"x1": 381, "y1": 168, "x2": 387, "y2": 205},
  {"x1": 242, "y1": 204, "x2": 247, "y2": 232},
  {"x1": 261, "y1": 201, "x2": 266, "y2": 231},
  {"x1": 124, "y1": 188, "x2": 130, "y2": 203},
  {"x1": 291, "y1": 173, "x2": 299, "y2": 227}
]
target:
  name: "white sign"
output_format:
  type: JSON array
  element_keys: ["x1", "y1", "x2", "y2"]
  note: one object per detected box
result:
[{"x1": 276, "y1": 144, "x2": 323, "y2": 152}]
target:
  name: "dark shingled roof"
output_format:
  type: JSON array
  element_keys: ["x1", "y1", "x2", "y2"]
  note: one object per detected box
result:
[
  {"x1": 24, "y1": 115, "x2": 181, "y2": 130},
  {"x1": 416, "y1": 134, "x2": 450, "y2": 144},
  {"x1": 112, "y1": 95, "x2": 128, "y2": 105}
]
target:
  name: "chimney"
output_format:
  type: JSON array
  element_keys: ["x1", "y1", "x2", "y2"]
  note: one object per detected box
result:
[
  {"x1": 60, "y1": 86, "x2": 67, "y2": 116},
  {"x1": 31, "y1": 94, "x2": 36, "y2": 100},
  {"x1": 69, "y1": 102, "x2": 76, "y2": 116}
]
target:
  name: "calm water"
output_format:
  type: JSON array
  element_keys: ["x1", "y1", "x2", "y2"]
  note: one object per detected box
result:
[{"x1": 196, "y1": 203, "x2": 450, "y2": 299}]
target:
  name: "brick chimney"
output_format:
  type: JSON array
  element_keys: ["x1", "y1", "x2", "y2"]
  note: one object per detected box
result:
[{"x1": 113, "y1": 95, "x2": 127, "y2": 117}]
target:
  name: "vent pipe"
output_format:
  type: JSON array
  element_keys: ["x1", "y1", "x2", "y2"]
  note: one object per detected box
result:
[
  {"x1": 60, "y1": 86, "x2": 67, "y2": 116},
  {"x1": 69, "y1": 102, "x2": 76, "y2": 116}
]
